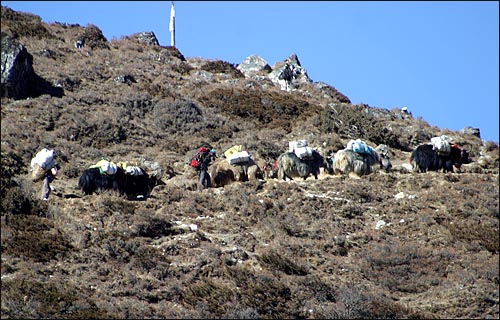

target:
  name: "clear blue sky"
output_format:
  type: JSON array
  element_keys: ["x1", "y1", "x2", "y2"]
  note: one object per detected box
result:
[{"x1": 3, "y1": 1, "x2": 499, "y2": 143}]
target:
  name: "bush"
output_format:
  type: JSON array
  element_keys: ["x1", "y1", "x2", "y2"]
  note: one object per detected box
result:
[{"x1": 153, "y1": 99, "x2": 203, "y2": 133}]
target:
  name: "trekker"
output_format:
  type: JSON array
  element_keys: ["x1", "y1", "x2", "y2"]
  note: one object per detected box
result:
[
  {"x1": 282, "y1": 63, "x2": 293, "y2": 90},
  {"x1": 30, "y1": 148, "x2": 59, "y2": 200},
  {"x1": 41, "y1": 166, "x2": 58, "y2": 200},
  {"x1": 190, "y1": 147, "x2": 217, "y2": 190},
  {"x1": 198, "y1": 149, "x2": 217, "y2": 172}
]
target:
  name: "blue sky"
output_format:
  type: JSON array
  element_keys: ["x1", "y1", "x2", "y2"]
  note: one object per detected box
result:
[{"x1": 3, "y1": 1, "x2": 499, "y2": 142}]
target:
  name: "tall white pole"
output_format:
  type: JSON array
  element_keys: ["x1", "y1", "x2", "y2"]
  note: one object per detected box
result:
[{"x1": 169, "y1": 1, "x2": 175, "y2": 47}]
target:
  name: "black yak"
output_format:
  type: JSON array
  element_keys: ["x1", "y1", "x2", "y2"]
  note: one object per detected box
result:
[
  {"x1": 410, "y1": 143, "x2": 469, "y2": 173},
  {"x1": 78, "y1": 165, "x2": 163, "y2": 199},
  {"x1": 78, "y1": 167, "x2": 127, "y2": 196},
  {"x1": 122, "y1": 167, "x2": 164, "y2": 199}
]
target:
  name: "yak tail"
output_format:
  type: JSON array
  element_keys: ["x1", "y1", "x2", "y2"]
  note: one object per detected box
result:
[{"x1": 78, "y1": 170, "x2": 93, "y2": 194}]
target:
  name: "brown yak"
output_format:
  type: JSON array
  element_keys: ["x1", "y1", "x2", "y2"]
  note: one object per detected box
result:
[{"x1": 209, "y1": 157, "x2": 264, "y2": 188}]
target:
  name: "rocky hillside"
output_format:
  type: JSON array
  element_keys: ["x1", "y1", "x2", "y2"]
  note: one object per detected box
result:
[{"x1": 1, "y1": 6, "x2": 498, "y2": 319}]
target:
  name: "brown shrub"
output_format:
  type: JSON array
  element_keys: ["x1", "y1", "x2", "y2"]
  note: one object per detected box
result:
[
  {"x1": 1, "y1": 6, "x2": 54, "y2": 39},
  {"x1": 80, "y1": 24, "x2": 109, "y2": 49},
  {"x1": 321, "y1": 103, "x2": 407, "y2": 150},
  {"x1": 153, "y1": 99, "x2": 203, "y2": 133},
  {"x1": 447, "y1": 220, "x2": 499, "y2": 253},
  {"x1": 182, "y1": 279, "x2": 236, "y2": 316},
  {"x1": 1, "y1": 278, "x2": 114, "y2": 319},
  {"x1": 200, "y1": 60, "x2": 244, "y2": 78},
  {"x1": 257, "y1": 250, "x2": 309, "y2": 275},
  {"x1": 1, "y1": 150, "x2": 26, "y2": 196},
  {"x1": 361, "y1": 242, "x2": 439, "y2": 294},
  {"x1": 3, "y1": 215, "x2": 74, "y2": 262},
  {"x1": 227, "y1": 267, "x2": 292, "y2": 318}
]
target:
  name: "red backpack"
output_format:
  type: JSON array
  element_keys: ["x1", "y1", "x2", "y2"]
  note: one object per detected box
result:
[{"x1": 190, "y1": 147, "x2": 209, "y2": 168}]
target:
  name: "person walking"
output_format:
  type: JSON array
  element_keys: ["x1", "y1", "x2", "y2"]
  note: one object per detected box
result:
[
  {"x1": 30, "y1": 148, "x2": 58, "y2": 200},
  {"x1": 190, "y1": 147, "x2": 217, "y2": 190},
  {"x1": 41, "y1": 166, "x2": 58, "y2": 200},
  {"x1": 282, "y1": 63, "x2": 293, "y2": 90}
]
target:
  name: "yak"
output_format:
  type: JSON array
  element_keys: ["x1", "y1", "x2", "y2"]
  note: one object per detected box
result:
[
  {"x1": 78, "y1": 167, "x2": 127, "y2": 196},
  {"x1": 276, "y1": 149, "x2": 331, "y2": 181},
  {"x1": 410, "y1": 143, "x2": 470, "y2": 173},
  {"x1": 122, "y1": 167, "x2": 164, "y2": 199},
  {"x1": 78, "y1": 165, "x2": 163, "y2": 200},
  {"x1": 209, "y1": 157, "x2": 264, "y2": 188},
  {"x1": 332, "y1": 144, "x2": 391, "y2": 177}
]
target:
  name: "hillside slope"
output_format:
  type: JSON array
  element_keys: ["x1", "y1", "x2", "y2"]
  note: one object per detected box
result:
[{"x1": 1, "y1": 6, "x2": 498, "y2": 319}]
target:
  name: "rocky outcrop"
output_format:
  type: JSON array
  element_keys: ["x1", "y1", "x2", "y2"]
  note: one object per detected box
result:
[
  {"x1": 137, "y1": 31, "x2": 159, "y2": 46},
  {"x1": 268, "y1": 53, "x2": 312, "y2": 91},
  {"x1": 315, "y1": 81, "x2": 351, "y2": 104},
  {"x1": 237, "y1": 54, "x2": 272, "y2": 76},
  {"x1": 79, "y1": 24, "x2": 109, "y2": 50},
  {"x1": 460, "y1": 126, "x2": 481, "y2": 138},
  {"x1": 1, "y1": 33, "x2": 35, "y2": 99}
]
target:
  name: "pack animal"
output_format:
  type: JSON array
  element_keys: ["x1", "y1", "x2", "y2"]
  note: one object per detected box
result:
[
  {"x1": 276, "y1": 149, "x2": 330, "y2": 181},
  {"x1": 209, "y1": 157, "x2": 264, "y2": 187},
  {"x1": 410, "y1": 144, "x2": 469, "y2": 173},
  {"x1": 121, "y1": 167, "x2": 164, "y2": 199},
  {"x1": 333, "y1": 144, "x2": 391, "y2": 176},
  {"x1": 78, "y1": 167, "x2": 127, "y2": 196},
  {"x1": 78, "y1": 165, "x2": 163, "y2": 199}
]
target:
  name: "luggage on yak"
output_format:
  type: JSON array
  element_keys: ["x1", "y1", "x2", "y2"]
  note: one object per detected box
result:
[
  {"x1": 224, "y1": 145, "x2": 243, "y2": 158},
  {"x1": 90, "y1": 159, "x2": 118, "y2": 175},
  {"x1": 30, "y1": 148, "x2": 56, "y2": 182},
  {"x1": 224, "y1": 145, "x2": 251, "y2": 165},
  {"x1": 117, "y1": 161, "x2": 144, "y2": 176},
  {"x1": 227, "y1": 151, "x2": 251, "y2": 165},
  {"x1": 288, "y1": 140, "x2": 308, "y2": 152},
  {"x1": 430, "y1": 135, "x2": 451, "y2": 155},
  {"x1": 294, "y1": 146, "x2": 314, "y2": 160},
  {"x1": 289, "y1": 140, "x2": 313, "y2": 160},
  {"x1": 347, "y1": 139, "x2": 373, "y2": 155}
]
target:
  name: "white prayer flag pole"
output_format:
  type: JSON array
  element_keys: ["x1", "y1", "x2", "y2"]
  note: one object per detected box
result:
[{"x1": 169, "y1": 1, "x2": 175, "y2": 47}]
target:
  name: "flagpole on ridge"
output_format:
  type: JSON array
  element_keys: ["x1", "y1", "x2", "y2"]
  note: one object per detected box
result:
[{"x1": 169, "y1": 1, "x2": 175, "y2": 47}]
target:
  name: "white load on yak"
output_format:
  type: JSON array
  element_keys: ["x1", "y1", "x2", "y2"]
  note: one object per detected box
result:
[
  {"x1": 89, "y1": 159, "x2": 119, "y2": 175},
  {"x1": 430, "y1": 135, "x2": 452, "y2": 155},
  {"x1": 289, "y1": 140, "x2": 314, "y2": 160},
  {"x1": 117, "y1": 161, "x2": 144, "y2": 176},
  {"x1": 224, "y1": 145, "x2": 252, "y2": 165}
]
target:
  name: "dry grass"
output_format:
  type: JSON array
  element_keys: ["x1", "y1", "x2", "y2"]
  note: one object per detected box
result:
[{"x1": 1, "y1": 6, "x2": 499, "y2": 319}]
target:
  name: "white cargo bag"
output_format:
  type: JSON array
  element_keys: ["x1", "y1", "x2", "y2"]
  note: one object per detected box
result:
[
  {"x1": 227, "y1": 151, "x2": 251, "y2": 165},
  {"x1": 126, "y1": 166, "x2": 144, "y2": 176},
  {"x1": 30, "y1": 148, "x2": 55, "y2": 170},
  {"x1": 288, "y1": 140, "x2": 308, "y2": 153},
  {"x1": 101, "y1": 161, "x2": 118, "y2": 175},
  {"x1": 224, "y1": 145, "x2": 243, "y2": 158},
  {"x1": 430, "y1": 136, "x2": 451, "y2": 155},
  {"x1": 294, "y1": 146, "x2": 313, "y2": 159}
]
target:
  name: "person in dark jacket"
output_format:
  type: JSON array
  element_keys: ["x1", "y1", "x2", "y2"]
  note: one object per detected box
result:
[
  {"x1": 197, "y1": 149, "x2": 217, "y2": 172},
  {"x1": 282, "y1": 63, "x2": 293, "y2": 90}
]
